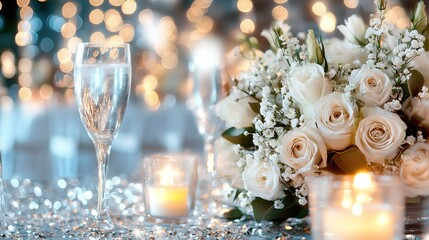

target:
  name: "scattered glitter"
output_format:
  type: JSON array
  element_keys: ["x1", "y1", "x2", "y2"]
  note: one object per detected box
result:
[
  {"x1": 53, "y1": 201, "x2": 61, "y2": 210},
  {"x1": 57, "y1": 179, "x2": 67, "y2": 189},
  {"x1": 83, "y1": 191, "x2": 93, "y2": 200},
  {"x1": 0, "y1": 176, "x2": 311, "y2": 239},
  {"x1": 33, "y1": 186, "x2": 42, "y2": 197},
  {"x1": 10, "y1": 178, "x2": 19, "y2": 188}
]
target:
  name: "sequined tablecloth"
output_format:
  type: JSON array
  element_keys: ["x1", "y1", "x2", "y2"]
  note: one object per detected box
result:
[{"x1": 0, "y1": 176, "x2": 312, "y2": 239}]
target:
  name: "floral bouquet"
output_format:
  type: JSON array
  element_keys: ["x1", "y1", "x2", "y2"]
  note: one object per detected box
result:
[{"x1": 214, "y1": 0, "x2": 429, "y2": 223}]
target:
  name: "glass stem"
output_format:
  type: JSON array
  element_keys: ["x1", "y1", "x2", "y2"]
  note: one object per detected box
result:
[
  {"x1": 0, "y1": 151, "x2": 5, "y2": 227},
  {"x1": 204, "y1": 138, "x2": 214, "y2": 177},
  {"x1": 94, "y1": 140, "x2": 111, "y2": 219}
]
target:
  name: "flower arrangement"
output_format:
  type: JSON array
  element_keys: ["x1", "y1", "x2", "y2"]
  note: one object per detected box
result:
[{"x1": 215, "y1": 0, "x2": 429, "y2": 223}]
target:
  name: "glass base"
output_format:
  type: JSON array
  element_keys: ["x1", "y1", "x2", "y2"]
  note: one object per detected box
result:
[
  {"x1": 73, "y1": 215, "x2": 131, "y2": 238},
  {"x1": 405, "y1": 197, "x2": 429, "y2": 236}
]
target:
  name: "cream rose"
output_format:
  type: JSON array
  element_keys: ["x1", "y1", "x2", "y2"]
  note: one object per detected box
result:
[
  {"x1": 403, "y1": 96, "x2": 429, "y2": 137},
  {"x1": 400, "y1": 143, "x2": 429, "y2": 197},
  {"x1": 337, "y1": 15, "x2": 366, "y2": 45},
  {"x1": 355, "y1": 107, "x2": 407, "y2": 165},
  {"x1": 287, "y1": 63, "x2": 332, "y2": 119},
  {"x1": 279, "y1": 126, "x2": 328, "y2": 175},
  {"x1": 324, "y1": 38, "x2": 367, "y2": 68},
  {"x1": 315, "y1": 92, "x2": 357, "y2": 151},
  {"x1": 242, "y1": 160, "x2": 284, "y2": 201},
  {"x1": 215, "y1": 90, "x2": 258, "y2": 128},
  {"x1": 348, "y1": 65, "x2": 392, "y2": 107},
  {"x1": 411, "y1": 51, "x2": 429, "y2": 87},
  {"x1": 215, "y1": 138, "x2": 244, "y2": 188}
]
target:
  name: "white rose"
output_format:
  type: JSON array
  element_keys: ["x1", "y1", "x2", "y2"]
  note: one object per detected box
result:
[
  {"x1": 324, "y1": 38, "x2": 367, "y2": 67},
  {"x1": 355, "y1": 107, "x2": 407, "y2": 165},
  {"x1": 348, "y1": 65, "x2": 392, "y2": 107},
  {"x1": 411, "y1": 51, "x2": 429, "y2": 87},
  {"x1": 242, "y1": 160, "x2": 284, "y2": 201},
  {"x1": 315, "y1": 92, "x2": 357, "y2": 151},
  {"x1": 279, "y1": 126, "x2": 328, "y2": 175},
  {"x1": 215, "y1": 89, "x2": 257, "y2": 128},
  {"x1": 215, "y1": 138, "x2": 244, "y2": 189},
  {"x1": 400, "y1": 143, "x2": 429, "y2": 197},
  {"x1": 337, "y1": 15, "x2": 366, "y2": 45},
  {"x1": 287, "y1": 63, "x2": 332, "y2": 119}
]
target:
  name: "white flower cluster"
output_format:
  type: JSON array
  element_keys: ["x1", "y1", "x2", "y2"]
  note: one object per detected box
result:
[{"x1": 215, "y1": 1, "x2": 429, "y2": 214}]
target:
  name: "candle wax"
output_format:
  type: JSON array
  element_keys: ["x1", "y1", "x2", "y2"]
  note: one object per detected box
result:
[
  {"x1": 323, "y1": 204, "x2": 394, "y2": 240},
  {"x1": 148, "y1": 186, "x2": 189, "y2": 218}
]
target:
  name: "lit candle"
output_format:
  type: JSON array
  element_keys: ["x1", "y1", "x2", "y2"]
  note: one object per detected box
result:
[
  {"x1": 322, "y1": 173, "x2": 396, "y2": 240},
  {"x1": 147, "y1": 186, "x2": 189, "y2": 218},
  {"x1": 147, "y1": 166, "x2": 190, "y2": 218}
]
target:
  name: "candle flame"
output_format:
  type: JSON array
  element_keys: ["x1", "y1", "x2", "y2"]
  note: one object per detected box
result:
[
  {"x1": 353, "y1": 172, "x2": 375, "y2": 191},
  {"x1": 376, "y1": 212, "x2": 390, "y2": 226},
  {"x1": 158, "y1": 166, "x2": 182, "y2": 186},
  {"x1": 351, "y1": 203, "x2": 363, "y2": 216},
  {"x1": 341, "y1": 189, "x2": 353, "y2": 209}
]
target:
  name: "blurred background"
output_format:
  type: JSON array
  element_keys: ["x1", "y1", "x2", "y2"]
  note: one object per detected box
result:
[{"x1": 0, "y1": 0, "x2": 424, "y2": 181}]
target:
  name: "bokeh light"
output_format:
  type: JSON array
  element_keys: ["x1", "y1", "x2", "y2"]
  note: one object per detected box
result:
[
  {"x1": 90, "y1": 31, "x2": 106, "y2": 43},
  {"x1": 119, "y1": 23, "x2": 135, "y2": 42},
  {"x1": 237, "y1": 0, "x2": 253, "y2": 13},
  {"x1": 61, "y1": 22, "x2": 77, "y2": 38},
  {"x1": 15, "y1": 31, "x2": 32, "y2": 46},
  {"x1": 17, "y1": 0, "x2": 30, "y2": 8},
  {"x1": 143, "y1": 75, "x2": 158, "y2": 90},
  {"x1": 89, "y1": 9, "x2": 104, "y2": 25},
  {"x1": 122, "y1": 0, "x2": 137, "y2": 15},
  {"x1": 18, "y1": 58, "x2": 32, "y2": 73},
  {"x1": 68, "y1": 37, "x2": 82, "y2": 53},
  {"x1": 240, "y1": 18, "x2": 255, "y2": 34},
  {"x1": 104, "y1": 9, "x2": 123, "y2": 32},
  {"x1": 39, "y1": 84, "x2": 53, "y2": 100},
  {"x1": 272, "y1": 6, "x2": 288, "y2": 21},
  {"x1": 344, "y1": 0, "x2": 358, "y2": 8},
  {"x1": 1, "y1": 51, "x2": 16, "y2": 78},
  {"x1": 195, "y1": 16, "x2": 213, "y2": 33},
  {"x1": 18, "y1": 87, "x2": 32, "y2": 102},
  {"x1": 108, "y1": 35, "x2": 124, "y2": 43},
  {"x1": 62, "y1": 2, "x2": 78, "y2": 19},
  {"x1": 386, "y1": 6, "x2": 410, "y2": 29},
  {"x1": 20, "y1": 6, "x2": 33, "y2": 20},
  {"x1": 109, "y1": 0, "x2": 124, "y2": 7},
  {"x1": 312, "y1": 2, "x2": 327, "y2": 16},
  {"x1": 320, "y1": 12, "x2": 336, "y2": 33},
  {"x1": 18, "y1": 73, "x2": 32, "y2": 87},
  {"x1": 89, "y1": 0, "x2": 103, "y2": 7}
]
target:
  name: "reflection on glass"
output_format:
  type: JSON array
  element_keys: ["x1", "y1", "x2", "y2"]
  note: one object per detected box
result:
[
  {"x1": 188, "y1": 37, "x2": 224, "y2": 204},
  {"x1": 74, "y1": 43, "x2": 131, "y2": 233}
]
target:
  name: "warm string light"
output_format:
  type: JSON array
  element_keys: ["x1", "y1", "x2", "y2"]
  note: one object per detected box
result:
[
  {"x1": 237, "y1": 0, "x2": 255, "y2": 34},
  {"x1": 310, "y1": 1, "x2": 337, "y2": 33}
]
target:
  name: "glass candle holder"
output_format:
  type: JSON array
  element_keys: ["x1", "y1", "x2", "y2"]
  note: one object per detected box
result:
[
  {"x1": 143, "y1": 154, "x2": 198, "y2": 221},
  {"x1": 307, "y1": 173, "x2": 404, "y2": 240}
]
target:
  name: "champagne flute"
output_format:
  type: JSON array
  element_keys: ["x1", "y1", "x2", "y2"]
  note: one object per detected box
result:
[
  {"x1": 188, "y1": 38, "x2": 224, "y2": 203},
  {"x1": 74, "y1": 43, "x2": 131, "y2": 231}
]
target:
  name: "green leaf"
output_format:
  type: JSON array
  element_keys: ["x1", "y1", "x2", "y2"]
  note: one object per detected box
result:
[
  {"x1": 251, "y1": 195, "x2": 307, "y2": 224},
  {"x1": 223, "y1": 207, "x2": 244, "y2": 220},
  {"x1": 222, "y1": 127, "x2": 255, "y2": 148},
  {"x1": 331, "y1": 146, "x2": 368, "y2": 174},
  {"x1": 408, "y1": 70, "x2": 425, "y2": 98},
  {"x1": 232, "y1": 189, "x2": 242, "y2": 201},
  {"x1": 424, "y1": 25, "x2": 429, "y2": 51},
  {"x1": 248, "y1": 102, "x2": 260, "y2": 114}
]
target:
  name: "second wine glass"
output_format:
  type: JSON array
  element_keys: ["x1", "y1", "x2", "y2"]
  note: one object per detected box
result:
[{"x1": 74, "y1": 42, "x2": 131, "y2": 232}]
